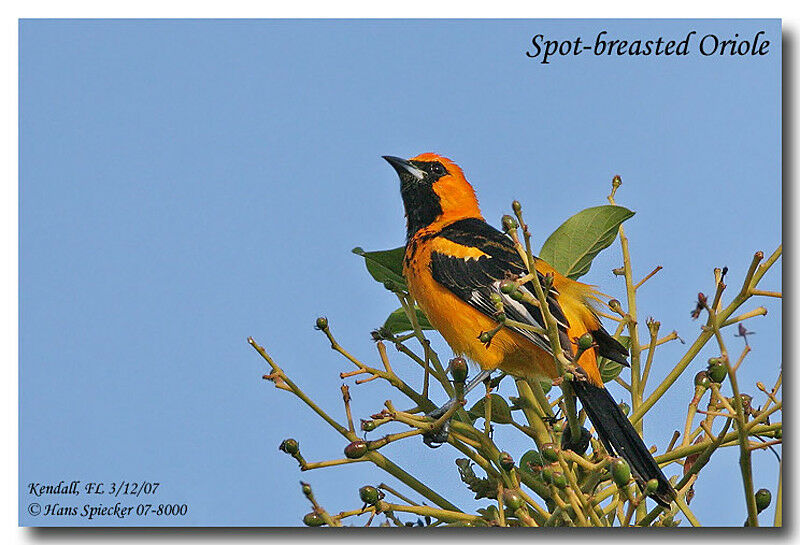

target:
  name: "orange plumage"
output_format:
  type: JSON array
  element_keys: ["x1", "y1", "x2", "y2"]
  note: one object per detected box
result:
[{"x1": 401, "y1": 152, "x2": 605, "y2": 385}]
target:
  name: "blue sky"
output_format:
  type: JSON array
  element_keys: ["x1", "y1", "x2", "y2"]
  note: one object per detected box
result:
[{"x1": 20, "y1": 19, "x2": 781, "y2": 526}]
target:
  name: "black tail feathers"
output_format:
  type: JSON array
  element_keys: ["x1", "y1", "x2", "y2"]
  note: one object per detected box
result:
[
  {"x1": 591, "y1": 327, "x2": 630, "y2": 366},
  {"x1": 572, "y1": 380, "x2": 675, "y2": 507}
]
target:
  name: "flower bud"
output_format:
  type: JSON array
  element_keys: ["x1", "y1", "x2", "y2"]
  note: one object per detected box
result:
[
  {"x1": 498, "y1": 452, "x2": 515, "y2": 471},
  {"x1": 359, "y1": 485, "x2": 381, "y2": 505},
  {"x1": 450, "y1": 357, "x2": 468, "y2": 383},
  {"x1": 694, "y1": 371, "x2": 711, "y2": 388},
  {"x1": 279, "y1": 438, "x2": 299, "y2": 455},
  {"x1": 502, "y1": 489, "x2": 524, "y2": 510},
  {"x1": 344, "y1": 440, "x2": 368, "y2": 459},
  {"x1": 361, "y1": 420, "x2": 377, "y2": 432},
  {"x1": 303, "y1": 512, "x2": 325, "y2": 526},
  {"x1": 512, "y1": 201, "x2": 522, "y2": 214},
  {"x1": 755, "y1": 488, "x2": 772, "y2": 513},
  {"x1": 618, "y1": 402, "x2": 630, "y2": 416},
  {"x1": 501, "y1": 215, "x2": 518, "y2": 232},
  {"x1": 577, "y1": 333, "x2": 594, "y2": 351},
  {"x1": 707, "y1": 363, "x2": 727, "y2": 383},
  {"x1": 610, "y1": 458, "x2": 631, "y2": 487},
  {"x1": 551, "y1": 471, "x2": 568, "y2": 489},
  {"x1": 314, "y1": 316, "x2": 328, "y2": 330},
  {"x1": 541, "y1": 443, "x2": 559, "y2": 463},
  {"x1": 499, "y1": 279, "x2": 516, "y2": 294}
]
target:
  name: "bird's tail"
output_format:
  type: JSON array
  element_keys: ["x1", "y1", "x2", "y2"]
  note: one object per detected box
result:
[{"x1": 571, "y1": 380, "x2": 675, "y2": 507}]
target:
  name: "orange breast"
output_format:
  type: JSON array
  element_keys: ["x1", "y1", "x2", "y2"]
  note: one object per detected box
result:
[{"x1": 403, "y1": 237, "x2": 560, "y2": 381}]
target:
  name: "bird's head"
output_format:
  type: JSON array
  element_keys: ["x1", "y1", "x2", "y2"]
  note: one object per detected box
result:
[{"x1": 383, "y1": 153, "x2": 482, "y2": 238}]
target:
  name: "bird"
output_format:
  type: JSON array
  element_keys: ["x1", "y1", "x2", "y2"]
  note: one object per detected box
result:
[{"x1": 383, "y1": 152, "x2": 675, "y2": 507}]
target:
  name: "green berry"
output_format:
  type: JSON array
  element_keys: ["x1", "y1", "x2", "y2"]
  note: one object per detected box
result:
[
  {"x1": 449, "y1": 357, "x2": 468, "y2": 383},
  {"x1": 279, "y1": 438, "x2": 299, "y2": 455},
  {"x1": 618, "y1": 402, "x2": 630, "y2": 416},
  {"x1": 512, "y1": 201, "x2": 522, "y2": 214},
  {"x1": 301, "y1": 482, "x2": 312, "y2": 496},
  {"x1": 501, "y1": 215, "x2": 518, "y2": 232},
  {"x1": 498, "y1": 452, "x2": 515, "y2": 471},
  {"x1": 755, "y1": 488, "x2": 772, "y2": 512},
  {"x1": 361, "y1": 420, "x2": 376, "y2": 432},
  {"x1": 502, "y1": 489, "x2": 524, "y2": 510},
  {"x1": 541, "y1": 443, "x2": 559, "y2": 463},
  {"x1": 610, "y1": 458, "x2": 631, "y2": 488},
  {"x1": 303, "y1": 512, "x2": 325, "y2": 527},
  {"x1": 644, "y1": 478, "x2": 659, "y2": 496},
  {"x1": 314, "y1": 316, "x2": 328, "y2": 330},
  {"x1": 344, "y1": 440, "x2": 368, "y2": 459},
  {"x1": 694, "y1": 371, "x2": 711, "y2": 388},
  {"x1": 359, "y1": 485, "x2": 381, "y2": 505},
  {"x1": 577, "y1": 333, "x2": 594, "y2": 351},
  {"x1": 708, "y1": 363, "x2": 727, "y2": 383},
  {"x1": 499, "y1": 279, "x2": 516, "y2": 294},
  {"x1": 551, "y1": 471, "x2": 568, "y2": 489}
]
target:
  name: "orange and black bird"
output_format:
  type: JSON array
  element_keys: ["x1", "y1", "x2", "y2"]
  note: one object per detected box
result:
[{"x1": 383, "y1": 152, "x2": 675, "y2": 507}]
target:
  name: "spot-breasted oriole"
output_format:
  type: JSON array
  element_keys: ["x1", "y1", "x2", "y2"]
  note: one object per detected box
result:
[{"x1": 383, "y1": 152, "x2": 675, "y2": 507}]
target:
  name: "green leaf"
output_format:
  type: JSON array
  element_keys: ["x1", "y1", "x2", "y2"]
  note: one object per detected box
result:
[
  {"x1": 381, "y1": 306, "x2": 433, "y2": 334},
  {"x1": 352, "y1": 246, "x2": 407, "y2": 290},
  {"x1": 519, "y1": 449, "x2": 545, "y2": 475},
  {"x1": 468, "y1": 394, "x2": 513, "y2": 424},
  {"x1": 539, "y1": 205, "x2": 635, "y2": 280},
  {"x1": 598, "y1": 336, "x2": 631, "y2": 383}
]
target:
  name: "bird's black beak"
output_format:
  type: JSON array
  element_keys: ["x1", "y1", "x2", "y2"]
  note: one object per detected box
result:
[{"x1": 383, "y1": 155, "x2": 425, "y2": 181}]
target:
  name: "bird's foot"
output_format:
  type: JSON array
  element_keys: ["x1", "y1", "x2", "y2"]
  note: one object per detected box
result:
[{"x1": 421, "y1": 401, "x2": 455, "y2": 448}]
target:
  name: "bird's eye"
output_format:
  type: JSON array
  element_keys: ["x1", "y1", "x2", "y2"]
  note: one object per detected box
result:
[{"x1": 430, "y1": 162, "x2": 446, "y2": 176}]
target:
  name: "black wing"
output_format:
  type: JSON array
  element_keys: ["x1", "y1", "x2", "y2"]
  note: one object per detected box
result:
[{"x1": 430, "y1": 218, "x2": 570, "y2": 355}]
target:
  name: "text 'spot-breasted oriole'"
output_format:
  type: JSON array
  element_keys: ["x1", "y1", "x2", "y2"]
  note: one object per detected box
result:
[{"x1": 384, "y1": 152, "x2": 675, "y2": 507}]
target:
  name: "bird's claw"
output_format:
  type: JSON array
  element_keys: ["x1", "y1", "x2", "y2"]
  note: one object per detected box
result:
[
  {"x1": 421, "y1": 404, "x2": 453, "y2": 448},
  {"x1": 423, "y1": 421, "x2": 450, "y2": 448}
]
